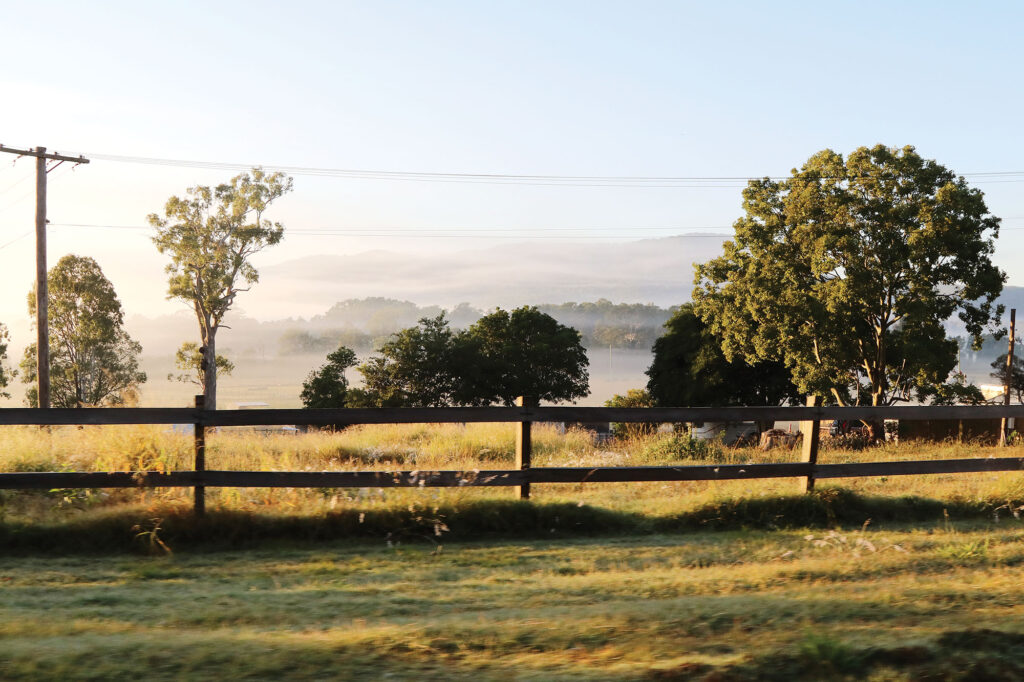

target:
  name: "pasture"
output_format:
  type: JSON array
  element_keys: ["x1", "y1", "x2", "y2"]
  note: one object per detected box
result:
[{"x1": 3, "y1": 424, "x2": 1024, "y2": 679}]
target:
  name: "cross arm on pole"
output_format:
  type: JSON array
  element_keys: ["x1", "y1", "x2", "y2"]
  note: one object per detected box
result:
[{"x1": 0, "y1": 144, "x2": 90, "y2": 165}]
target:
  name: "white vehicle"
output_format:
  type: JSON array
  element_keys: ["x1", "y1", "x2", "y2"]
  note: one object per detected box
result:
[{"x1": 691, "y1": 421, "x2": 759, "y2": 445}]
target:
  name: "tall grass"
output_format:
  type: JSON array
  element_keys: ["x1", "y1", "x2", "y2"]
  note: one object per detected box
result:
[{"x1": 3, "y1": 423, "x2": 1024, "y2": 536}]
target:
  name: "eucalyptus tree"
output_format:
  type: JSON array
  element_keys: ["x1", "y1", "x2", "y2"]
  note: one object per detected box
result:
[
  {"x1": 149, "y1": 168, "x2": 292, "y2": 408},
  {"x1": 20, "y1": 255, "x2": 145, "y2": 407},
  {"x1": 693, "y1": 145, "x2": 1005, "y2": 439}
]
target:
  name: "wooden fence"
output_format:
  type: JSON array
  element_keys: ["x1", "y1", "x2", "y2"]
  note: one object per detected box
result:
[{"x1": 2, "y1": 398, "x2": 1024, "y2": 514}]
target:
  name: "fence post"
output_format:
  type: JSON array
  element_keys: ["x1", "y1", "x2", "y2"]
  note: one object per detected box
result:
[
  {"x1": 800, "y1": 395, "x2": 822, "y2": 492},
  {"x1": 194, "y1": 394, "x2": 206, "y2": 515},
  {"x1": 1000, "y1": 308, "x2": 1016, "y2": 447},
  {"x1": 515, "y1": 395, "x2": 535, "y2": 499}
]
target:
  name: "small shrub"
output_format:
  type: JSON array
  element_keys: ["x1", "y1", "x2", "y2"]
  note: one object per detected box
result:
[
  {"x1": 938, "y1": 538, "x2": 990, "y2": 565},
  {"x1": 822, "y1": 428, "x2": 873, "y2": 452},
  {"x1": 605, "y1": 389, "x2": 658, "y2": 440},
  {"x1": 639, "y1": 432, "x2": 722, "y2": 463}
]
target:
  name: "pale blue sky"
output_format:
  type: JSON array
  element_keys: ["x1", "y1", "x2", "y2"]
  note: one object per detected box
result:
[{"x1": 2, "y1": 1, "x2": 1023, "y2": 331}]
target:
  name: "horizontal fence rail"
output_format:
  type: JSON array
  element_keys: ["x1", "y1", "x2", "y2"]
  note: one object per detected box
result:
[
  {"x1": 2, "y1": 400, "x2": 1023, "y2": 513},
  {"x1": 4, "y1": 404, "x2": 1024, "y2": 426}
]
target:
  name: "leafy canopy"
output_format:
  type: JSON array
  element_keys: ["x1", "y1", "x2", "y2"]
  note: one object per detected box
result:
[
  {"x1": 458, "y1": 306, "x2": 589, "y2": 406},
  {"x1": 646, "y1": 304, "x2": 800, "y2": 408},
  {"x1": 693, "y1": 145, "x2": 1004, "y2": 408},
  {"x1": 301, "y1": 346, "x2": 358, "y2": 409},
  {"x1": 357, "y1": 314, "x2": 462, "y2": 407},
  {"x1": 21, "y1": 255, "x2": 145, "y2": 407},
  {"x1": 356, "y1": 307, "x2": 590, "y2": 407}
]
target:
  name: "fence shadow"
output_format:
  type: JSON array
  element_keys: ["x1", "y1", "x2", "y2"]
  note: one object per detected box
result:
[{"x1": 0, "y1": 488, "x2": 1012, "y2": 555}]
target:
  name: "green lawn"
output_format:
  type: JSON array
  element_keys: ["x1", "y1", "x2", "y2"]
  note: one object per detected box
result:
[{"x1": 4, "y1": 519, "x2": 1024, "y2": 680}]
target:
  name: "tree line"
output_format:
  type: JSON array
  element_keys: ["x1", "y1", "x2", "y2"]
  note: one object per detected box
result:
[
  {"x1": 0, "y1": 144, "x2": 1017, "y2": 421},
  {"x1": 300, "y1": 308, "x2": 589, "y2": 408},
  {"x1": 279, "y1": 298, "x2": 672, "y2": 355}
]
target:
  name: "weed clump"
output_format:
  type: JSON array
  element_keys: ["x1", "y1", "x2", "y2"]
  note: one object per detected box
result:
[{"x1": 639, "y1": 432, "x2": 723, "y2": 463}]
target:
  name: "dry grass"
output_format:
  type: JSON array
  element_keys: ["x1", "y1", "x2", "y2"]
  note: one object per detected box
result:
[{"x1": 2, "y1": 423, "x2": 1024, "y2": 527}]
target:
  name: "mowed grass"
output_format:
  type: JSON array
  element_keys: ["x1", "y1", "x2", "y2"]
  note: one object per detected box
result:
[
  {"x1": 4, "y1": 424, "x2": 1024, "y2": 678},
  {"x1": 4, "y1": 525, "x2": 1024, "y2": 679}
]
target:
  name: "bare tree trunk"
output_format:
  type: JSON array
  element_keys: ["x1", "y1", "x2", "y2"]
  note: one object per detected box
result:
[
  {"x1": 203, "y1": 331, "x2": 217, "y2": 411},
  {"x1": 864, "y1": 389, "x2": 885, "y2": 443}
]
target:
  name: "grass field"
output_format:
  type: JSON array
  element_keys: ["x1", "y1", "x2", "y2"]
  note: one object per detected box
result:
[
  {"x1": 3, "y1": 424, "x2": 1024, "y2": 679},
  {"x1": 4, "y1": 523, "x2": 1024, "y2": 679}
]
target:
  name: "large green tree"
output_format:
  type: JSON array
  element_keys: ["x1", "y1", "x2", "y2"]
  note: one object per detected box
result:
[
  {"x1": 693, "y1": 145, "x2": 1005, "y2": 436},
  {"x1": 646, "y1": 304, "x2": 800, "y2": 409},
  {"x1": 301, "y1": 345, "x2": 358, "y2": 408},
  {"x1": 458, "y1": 306, "x2": 589, "y2": 406},
  {"x1": 0, "y1": 322, "x2": 13, "y2": 399},
  {"x1": 149, "y1": 168, "x2": 292, "y2": 409},
  {"x1": 357, "y1": 314, "x2": 462, "y2": 407},
  {"x1": 356, "y1": 307, "x2": 590, "y2": 407},
  {"x1": 20, "y1": 255, "x2": 146, "y2": 407}
]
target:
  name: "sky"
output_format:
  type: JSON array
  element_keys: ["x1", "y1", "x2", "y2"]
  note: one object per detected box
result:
[{"x1": 2, "y1": 0, "x2": 1024, "y2": 343}]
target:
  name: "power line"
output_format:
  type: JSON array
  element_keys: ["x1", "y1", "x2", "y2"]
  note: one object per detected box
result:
[
  {"x1": 82, "y1": 152, "x2": 764, "y2": 182},
  {"x1": 41, "y1": 222, "x2": 738, "y2": 240},
  {"x1": 81, "y1": 151, "x2": 1024, "y2": 187},
  {"x1": 0, "y1": 187, "x2": 36, "y2": 215},
  {"x1": 37, "y1": 221, "x2": 1024, "y2": 241},
  {"x1": 0, "y1": 164, "x2": 73, "y2": 217},
  {"x1": 46, "y1": 224, "x2": 737, "y2": 235},
  {"x1": 0, "y1": 173, "x2": 31, "y2": 196},
  {"x1": 0, "y1": 230, "x2": 31, "y2": 251}
]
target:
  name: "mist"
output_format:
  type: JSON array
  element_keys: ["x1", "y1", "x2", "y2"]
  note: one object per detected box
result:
[{"x1": 3, "y1": 233, "x2": 1019, "y2": 408}]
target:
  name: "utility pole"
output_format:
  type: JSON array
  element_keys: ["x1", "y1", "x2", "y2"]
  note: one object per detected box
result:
[
  {"x1": 0, "y1": 144, "x2": 89, "y2": 408},
  {"x1": 1000, "y1": 308, "x2": 1017, "y2": 447}
]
